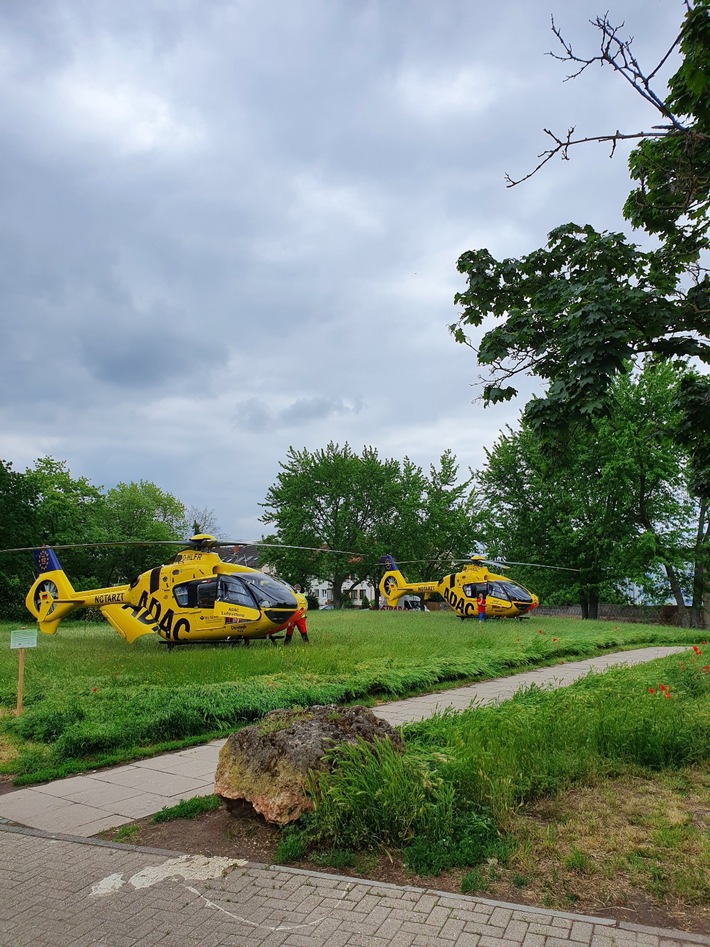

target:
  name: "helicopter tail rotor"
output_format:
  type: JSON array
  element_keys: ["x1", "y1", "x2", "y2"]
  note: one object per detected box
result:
[
  {"x1": 377, "y1": 555, "x2": 435, "y2": 608},
  {"x1": 25, "y1": 548, "x2": 80, "y2": 634}
]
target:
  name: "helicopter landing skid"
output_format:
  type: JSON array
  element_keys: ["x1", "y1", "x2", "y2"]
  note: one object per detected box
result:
[{"x1": 160, "y1": 635, "x2": 285, "y2": 652}]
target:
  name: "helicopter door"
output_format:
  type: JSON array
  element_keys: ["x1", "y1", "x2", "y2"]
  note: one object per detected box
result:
[
  {"x1": 487, "y1": 580, "x2": 514, "y2": 616},
  {"x1": 197, "y1": 580, "x2": 218, "y2": 608},
  {"x1": 215, "y1": 576, "x2": 261, "y2": 621},
  {"x1": 173, "y1": 578, "x2": 218, "y2": 608}
]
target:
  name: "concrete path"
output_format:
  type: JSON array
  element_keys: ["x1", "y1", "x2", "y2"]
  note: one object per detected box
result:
[
  {"x1": 370, "y1": 646, "x2": 687, "y2": 724},
  {"x1": 0, "y1": 646, "x2": 686, "y2": 837},
  {"x1": 1, "y1": 645, "x2": 706, "y2": 946}
]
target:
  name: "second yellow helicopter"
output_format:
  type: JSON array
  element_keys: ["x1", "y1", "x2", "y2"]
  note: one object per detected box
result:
[{"x1": 378, "y1": 554, "x2": 539, "y2": 619}]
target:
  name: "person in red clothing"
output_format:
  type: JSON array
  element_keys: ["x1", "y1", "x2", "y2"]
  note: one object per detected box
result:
[
  {"x1": 476, "y1": 590, "x2": 487, "y2": 622},
  {"x1": 284, "y1": 586, "x2": 309, "y2": 645}
]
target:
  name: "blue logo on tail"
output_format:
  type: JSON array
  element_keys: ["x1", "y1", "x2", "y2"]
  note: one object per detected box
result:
[
  {"x1": 34, "y1": 547, "x2": 62, "y2": 573},
  {"x1": 379, "y1": 555, "x2": 398, "y2": 571}
]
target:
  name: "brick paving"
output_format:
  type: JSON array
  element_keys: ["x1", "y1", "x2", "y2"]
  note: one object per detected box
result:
[
  {"x1": 1, "y1": 827, "x2": 707, "y2": 947},
  {"x1": 1, "y1": 646, "x2": 706, "y2": 946}
]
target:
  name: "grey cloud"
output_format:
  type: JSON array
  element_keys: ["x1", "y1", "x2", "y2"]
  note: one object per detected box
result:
[
  {"x1": 0, "y1": 0, "x2": 689, "y2": 534},
  {"x1": 234, "y1": 397, "x2": 365, "y2": 433}
]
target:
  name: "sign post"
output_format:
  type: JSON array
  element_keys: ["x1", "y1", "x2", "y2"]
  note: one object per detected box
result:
[{"x1": 10, "y1": 629, "x2": 38, "y2": 716}]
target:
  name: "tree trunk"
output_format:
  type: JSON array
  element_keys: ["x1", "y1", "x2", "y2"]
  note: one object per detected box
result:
[
  {"x1": 664, "y1": 562, "x2": 691, "y2": 628},
  {"x1": 331, "y1": 573, "x2": 345, "y2": 608},
  {"x1": 691, "y1": 497, "x2": 709, "y2": 631},
  {"x1": 588, "y1": 589, "x2": 599, "y2": 620},
  {"x1": 580, "y1": 594, "x2": 589, "y2": 620}
]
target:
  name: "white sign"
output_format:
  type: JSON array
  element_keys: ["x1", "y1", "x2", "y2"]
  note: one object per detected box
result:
[{"x1": 10, "y1": 629, "x2": 38, "y2": 650}]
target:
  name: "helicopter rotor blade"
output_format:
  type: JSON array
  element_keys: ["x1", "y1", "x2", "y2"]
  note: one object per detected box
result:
[
  {"x1": 0, "y1": 538, "x2": 364, "y2": 557},
  {"x1": 213, "y1": 540, "x2": 364, "y2": 557},
  {"x1": 485, "y1": 559, "x2": 581, "y2": 573},
  {"x1": 378, "y1": 554, "x2": 581, "y2": 574},
  {"x1": 0, "y1": 540, "x2": 188, "y2": 554}
]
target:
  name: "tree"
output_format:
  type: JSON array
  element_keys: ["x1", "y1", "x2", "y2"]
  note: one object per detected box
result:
[
  {"x1": 478, "y1": 362, "x2": 707, "y2": 625},
  {"x1": 478, "y1": 422, "x2": 637, "y2": 619},
  {"x1": 93, "y1": 481, "x2": 189, "y2": 585},
  {"x1": 259, "y1": 444, "x2": 478, "y2": 606},
  {"x1": 452, "y1": 2, "x2": 709, "y2": 436},
  {"x1": 401, "y1": 450, "x2": 478, "y2": 582},
  {"x1": 508, "y1": 2, "x2": 710, "y2": 266},
  {"x1": 187, "y1": 505, "x2": 221, "y2": 537},
  {"x1": 0, "y1": 461, "x2": 39, "y2": 618},
  {"x1": 452, "y1": 223, "x2": 708, "y2": 437},
  {"x1": 21, "y1": 457, "x2": 105, "y2": 588},
  {"x1": 23, "y1": 457, "x2": 103, "y2": 544},
  {"x1": 672, "y1": 372, "x2": 710, "y2": 625}
]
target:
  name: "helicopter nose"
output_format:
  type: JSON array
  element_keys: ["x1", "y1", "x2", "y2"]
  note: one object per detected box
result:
[{"x1": 264, "y1": 607, "x2": 299, "y2": 624}]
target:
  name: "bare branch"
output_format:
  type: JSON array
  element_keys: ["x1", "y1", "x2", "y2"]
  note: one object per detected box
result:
[
  {"x1": 510, "y1": 12, "x2": 692, "y2": 187},
  {"x1": 548, "y1": 14, "x2": 683, "y2": 125},
  {"x1": 505, "y1": 127, "x2": 667, "y2": 187}
]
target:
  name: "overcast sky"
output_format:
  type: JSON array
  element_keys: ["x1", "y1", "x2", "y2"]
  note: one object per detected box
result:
[{"x1": 0, "y1": 0, "x2": 686, "y2": 538}]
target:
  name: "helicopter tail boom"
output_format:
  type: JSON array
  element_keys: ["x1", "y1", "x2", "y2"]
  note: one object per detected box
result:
[
  {"x1": 24, "y1": 547, "x2": 127, "y2": 635},
  {"x1": 379, "y1": 556, "x2": 438, "y2": 608}
]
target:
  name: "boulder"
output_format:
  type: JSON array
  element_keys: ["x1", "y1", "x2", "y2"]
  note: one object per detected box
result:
[{"x1": 214, "y1": 704, "x2": 404, "y2": 825}]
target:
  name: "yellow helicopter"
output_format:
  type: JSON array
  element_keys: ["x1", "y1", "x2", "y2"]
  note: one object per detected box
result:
[
  {"x1": 378, "y1": 554, "x2": 539, "y2": 619},
  {"x1": 14, "y1": 535, "x2": 311, "y2": 647}
]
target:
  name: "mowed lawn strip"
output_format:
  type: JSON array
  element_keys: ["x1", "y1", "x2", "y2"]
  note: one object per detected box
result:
[{"x1": 0, "y1": 611, "x2": 704, "y2": 783}]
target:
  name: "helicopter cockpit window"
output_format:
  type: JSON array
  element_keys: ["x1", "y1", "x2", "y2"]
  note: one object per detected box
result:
[
  {"x1": 218, "y1": 577, "x2": 256, "y2": 608},
  {"x1": 197, "y1": 580, "x2": 218, "y2": 608},
  {"x1": 173, "y1": 584, "x2": 190, "y2": 607},
  {"x1": 501, "y1": 581, "x2": 533, "y2": 604},
  {"x1": 173, "y1": 578, "x2": 218, "y2": 609},
  {"x1": 490, "y1": 580, "x2": 533, "y2": 604},
  {"x1": 489, "y1": 581, "x2": 511, "y2": 601},
  {"x1": 462, "y1": 584, "x2": 475, "y2": 598},
  {"x1": 239, "y1": 574, "x2": 297, "y2": 609}
]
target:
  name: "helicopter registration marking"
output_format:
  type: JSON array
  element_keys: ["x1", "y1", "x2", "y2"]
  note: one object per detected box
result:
[{"x1": 94, "y1": 593, "x2": 124, "y2": 605}]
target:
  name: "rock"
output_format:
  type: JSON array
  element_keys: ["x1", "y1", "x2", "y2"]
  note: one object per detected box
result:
[{"x1": 214, "y1": 704, "x2": 404, "y2": 825}]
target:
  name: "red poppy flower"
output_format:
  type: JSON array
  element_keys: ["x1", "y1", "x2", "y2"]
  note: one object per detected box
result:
[
  {"x1": 538, "y1": 630, "x2": 543, "y2": 634},
  {"x1": 92, "y1": 687, "x2": 97, "y2": 693},
  {"x1": 659, "y1": 684, "x2": 666, "y2": 691},
  {"x1": 692, "y1": 645, "x2": 702, "y2": 655},
  {"x1": 552, "y1": 637, "x2": 558, "y2": 642},
  {"x1": 648, "y1": 687, "x2": 655, "y2": 694},
  {"x1": 664, "y1": 692, "x2": 671, "y2": 699}
]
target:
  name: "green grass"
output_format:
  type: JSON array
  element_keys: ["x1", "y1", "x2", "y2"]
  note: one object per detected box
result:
[
  {"x1": 151, "y1": 794, "x2": 222, "y2": 823},
  {"x1": 299, "y1": 650, "x2": 710, "y2": 883},
  {"x1": 0, "y1": 611, "x2": 703, "y2": 783}
]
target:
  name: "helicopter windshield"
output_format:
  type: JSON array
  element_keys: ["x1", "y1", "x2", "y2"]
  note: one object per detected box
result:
[
  {"x1": 490, "y1": 580, "x2": 533, "y2": 604},
  {"x1": 238, "y1": 574, "x2": 298, "y2": 609},
  {"x1": 218, "y1": 576, "x2": 257, "y2": 608}
]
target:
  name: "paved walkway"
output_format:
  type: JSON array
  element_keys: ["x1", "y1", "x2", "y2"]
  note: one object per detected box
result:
[
  {"x1": 0, "y1": 646, "x2": 686, "y2": 838},
  {"x1": 1, "y1": 645, "x2": 707, "y2": 946},
  {"x1": 370, "y1": 646, "x2": 687, "y2": 725},
  {"x1": 1, "y1": 825, "x2": 708, "y2": 946}
]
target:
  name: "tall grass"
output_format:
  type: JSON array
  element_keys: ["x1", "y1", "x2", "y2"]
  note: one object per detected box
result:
[
  {"x1": 0, "y1": 612, "x2": 702, "y2": 782},
  {"x1": 303, "y1": 652, "x2": 710, "y2": 870}
]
